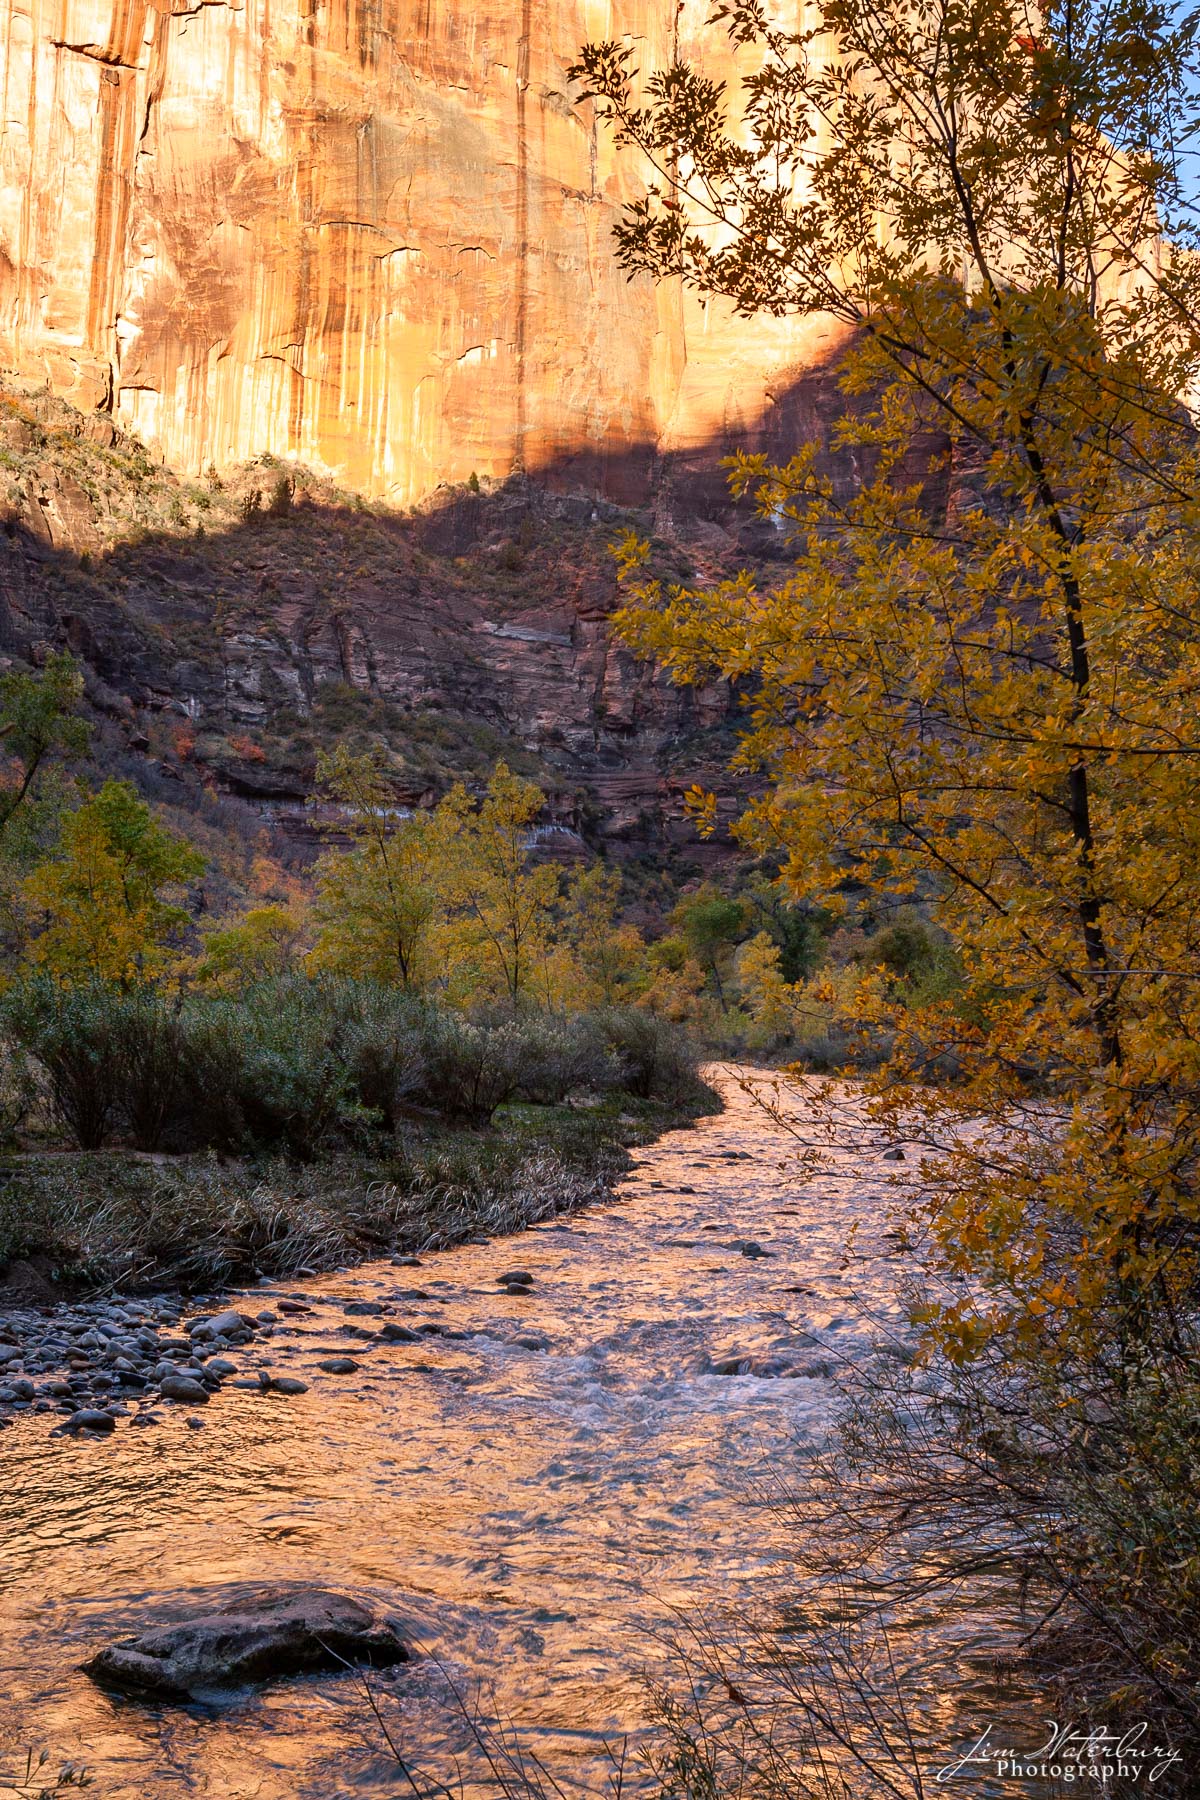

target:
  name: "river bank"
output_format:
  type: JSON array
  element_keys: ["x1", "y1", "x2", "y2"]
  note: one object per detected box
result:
[
  {"x1": 0, "y1": 1067, "x2": 912, "y2": 1797},
  {"x1": 0, "y1": 1088, "x2": 715, "y2": 1434}
]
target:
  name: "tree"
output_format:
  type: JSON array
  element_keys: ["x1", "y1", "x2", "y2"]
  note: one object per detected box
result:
[
  {"x1": 638, "y1": 932, "x2": 709, "y2": 1024},
  {"x1": 560, "y1": 863, "x2": 646, "y2": 1004},
  {"x1": 735, "y1": 930, "x2": 798, "y2": 1036},
  {"x1": 438, "y1": 765, "x2": 559, "y2": 1008},
  {"x1": 0, "y1": 653, "x2": 89, "y2": 957},
  {"x1": 671, "y1": 886, "x2": 747, "y2": 1007},
  {"x1": 198, "y1": 904, "x2": 305, "y2": 989},
  {"x1": 576, "y1": 0, "x2": 1200, "y2": 1358},
  {"x1": 308, "y1": 748, "x2": 443, "y2": 989},
  {"x1": 24, "y1": 780, "x2": 203, "y2": 985},
  {"x1": 0, "y1": 652, "x2": 88, "y2": 844},
  {"x1": 741, "y1": 866, "x2": 828, "y2": 983}
]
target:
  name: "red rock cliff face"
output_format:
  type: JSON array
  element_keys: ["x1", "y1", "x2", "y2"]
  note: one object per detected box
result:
[{"x1": 0, "y1": 0, "x2": 846, "y2": 504}]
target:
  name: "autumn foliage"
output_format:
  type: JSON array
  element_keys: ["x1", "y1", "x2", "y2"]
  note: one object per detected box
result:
[{"x1": 578, "y1": 0, "x2": 1200, "y2": 1366}]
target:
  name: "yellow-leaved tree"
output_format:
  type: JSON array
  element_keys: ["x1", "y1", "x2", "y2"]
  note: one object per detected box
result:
[
  {"x1": 438, "y1": 764, "x2": 560, "y2": 1008},
  {"x1": 198, "y1": 904, "x2": 306, "y2": 990},
  {"x1": 559, "y1": 863, "x2": 645, "y2": 1005},
  {"x1": 308, "y1": 747, "x2": 444, "y2": 990},
  {"x1": 577, "y1": 0, "x2": 1200, "y2": 1364},
  {"x1": 25, "y1": 780, "x2": 203, "y2": 986},
  {"x1": 576, "y1": 0, "x2": 1200, "y2": 1750}
]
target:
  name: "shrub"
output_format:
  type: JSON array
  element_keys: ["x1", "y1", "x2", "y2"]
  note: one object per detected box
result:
[
  {"x1": 337, "y1": 986, "x2": 428, "y2": 1131},
  {"x1": 595, "y1": 1007, "x2": 702, "y2": 1105},
  {"x1": 0, "y1": 979, "x2": 708, "y2": 1158},
  {"x1": 507, "y1": 1013, "x2": 620, "y2": 1106},
  {"x1": 111, "y1": 990, "x2": 191, "y2": 1150},
  {"x1": 14, "y1": 977, "x2": 368, "y2": 1159},
  {"x1": 265, "y1": 474, "x2": 294, "y2": 517},
  {"x1": 168, "y1": 1005, "x2": 252, "y2": 1151},
  {"x1": 0, "y1": 1044, "x2": 29, "y2": 1147},
  {"x1": 411, "y1": 1011, "x2": 522, "y2": 1124},
  {"x1": 186, "y1": 979, "x2": 357, "y2": 1157},
  {"x1": 2, "y1": 977, "x2": 125, "y2": 1149}
]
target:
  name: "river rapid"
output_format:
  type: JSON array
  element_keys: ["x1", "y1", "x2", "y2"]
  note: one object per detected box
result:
[{"x1": 0, "y1": 1069, "x2": 913, "y2": 1799}]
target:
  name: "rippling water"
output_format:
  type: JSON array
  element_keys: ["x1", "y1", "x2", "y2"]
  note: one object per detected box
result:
[{"x1": 0, "y1": 1070, "x2": 912, "y2": 1798}]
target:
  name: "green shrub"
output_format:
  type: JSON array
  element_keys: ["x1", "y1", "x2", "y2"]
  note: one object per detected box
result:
[
  {"x1": 2, "y1": 977, "x2": 124, "y2": 1149},
  {"x1": 595, "y1": 1008, "x2": 702, "y2": 1104},
  {"x1": 507, "y1": 1013, "x2": 620, "y2": 1106},
  {"x1": 189, "y1": 978, "x2": 357, "y2": 1157},
  {"x1": 411, "y1": 1011, "x2": 522, "y2": 1124},
  {"x1": 336, "y1": 984, "x2": 428, "y2": 1131},
  {"x1": 0, "y1": 979, "x2": 707, "y2": 1157},
  {"x1": 170, "y1": 1004, "x2": 253, "y2": 1151},
  {"x1": 112, "y1": 990, "x2": 191, "y2": 1150}
]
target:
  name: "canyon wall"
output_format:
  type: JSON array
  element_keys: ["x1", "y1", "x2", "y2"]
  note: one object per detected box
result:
[{"x1": 0, "y1": 0, "x2": 846, "y2": 504}]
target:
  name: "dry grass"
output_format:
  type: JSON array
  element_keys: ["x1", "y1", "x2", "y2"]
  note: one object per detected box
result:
[{"x1": 0, "y1": 1098, "x2": 698, "y2": 1294}]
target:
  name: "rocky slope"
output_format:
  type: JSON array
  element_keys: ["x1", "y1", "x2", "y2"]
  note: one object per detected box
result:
[
  {"x1": 0, "y1": 0, "x2": 847, "y2": 504},
  {"x1": 0, "y1": 377, "x2": 748, "y2": 854}
]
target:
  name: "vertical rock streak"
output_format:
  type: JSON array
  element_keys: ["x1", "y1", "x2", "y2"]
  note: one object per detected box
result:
[{"x1": 0, "y1": 0, "x2": 846, "y2": 501}]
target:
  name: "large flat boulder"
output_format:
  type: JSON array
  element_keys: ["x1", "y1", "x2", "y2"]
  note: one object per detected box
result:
[{"x1": 81, "y1": 1588, "x2": 409, "y2": 1700}]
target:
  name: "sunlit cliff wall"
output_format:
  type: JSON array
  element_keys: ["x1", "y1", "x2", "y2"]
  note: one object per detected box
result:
[{"x1": 0, "y1": 0, "x2": 846, "y2": 503}]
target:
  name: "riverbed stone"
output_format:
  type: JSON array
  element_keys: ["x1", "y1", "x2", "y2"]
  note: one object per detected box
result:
[
  {"x1": 59, "y1": 1408, "x2": 116, "y2": 1434},
  {"x1": 269, "y1": 1376, "x2": 308, "y2": 1395},
  {"x1": 318, "y1": 1357, "x2": 359, "y2": 1374},
  {"x1": 159, "y1": 1375, "x2": 210, "y2": 1406},
  {"x1": 81, "y1": 1588, "x2": 409, "y2": 1700},
  {"x1": 192, "y1": 1309, "x2": 251, "y2": 1341}
]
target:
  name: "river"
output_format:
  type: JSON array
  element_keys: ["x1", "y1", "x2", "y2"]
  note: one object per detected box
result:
[{"x1": 0, "y1": 1068, "x2": 915, "y2": 1798}]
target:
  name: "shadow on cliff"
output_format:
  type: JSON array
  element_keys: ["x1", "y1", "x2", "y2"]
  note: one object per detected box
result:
[{"x1": 0, "y1": 353, "x2": 924, "y2": 844}]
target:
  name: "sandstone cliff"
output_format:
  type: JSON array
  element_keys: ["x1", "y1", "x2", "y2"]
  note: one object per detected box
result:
[
  {"x1": 0, "y1": 0, "x2": 846, "y2": 504},
  {"x1": 0, "y1": 378, "x2": 747, "y2": 855}
]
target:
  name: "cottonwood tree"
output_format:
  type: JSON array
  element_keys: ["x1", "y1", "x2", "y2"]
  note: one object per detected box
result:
[
  {"x1": 438, "y1": 765, "x2": 560, "y2": 1009},
  {"x1": 0, "y1": 653, "x2": 87, "y2": 844},
  {"x1": 309, "y1": 747, "x2": 443, "y2": 989},
  {"x1": 198, "y1": 903, "x2": 305, "y2": 989},
  {"x1": 575, "y1": 0, "x2": 1200, "y2": 1359},
  {"x1": 25, "y1": 780, "x2": 203, "y2": 985},
  {"x1": 561, "y1": 862, "x2": 646, "y2": 1004},
  {"x1": 0, "y1": 653, "x2": 88, "y2": 956}
]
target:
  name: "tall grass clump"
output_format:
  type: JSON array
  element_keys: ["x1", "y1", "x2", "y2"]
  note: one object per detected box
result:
[{"x1": 0, "y1": 975, "x2": 711, "y2": 1287}]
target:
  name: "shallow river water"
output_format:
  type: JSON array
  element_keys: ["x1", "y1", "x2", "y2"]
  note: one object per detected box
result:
[{"x1": 0, "y1": 1070, "x2": 914, "y2": 1798}]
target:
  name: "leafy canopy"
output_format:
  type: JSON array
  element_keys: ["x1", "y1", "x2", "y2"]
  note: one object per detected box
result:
[
  {"x1": 26, "y1": 780, "x2": 204, "y2": 986},
  {"x1": 309, "y1": 747, "x2": 444, "y2": 990},
  {"x1": 437, "y1": 764, "x2": 560, "y2": 1007},
  {"x1": 577, "y1": 0, "x2": 1200, "y2": 1358},
  {"x1": 0, "y1": 651, "x2": 88, "y2": 846}
]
